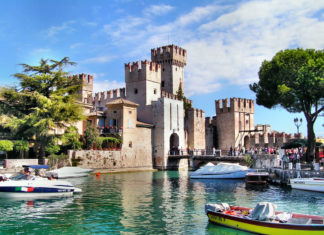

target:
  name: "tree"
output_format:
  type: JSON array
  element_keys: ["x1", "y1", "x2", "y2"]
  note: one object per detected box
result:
[
  {"x1": 0, "y1": 140, "x2": 14, "y2": 159},
  {"x1": 250, "y1": 48, "x2": 324, "y2": 162},
  {"x1": 14, "y1": 140, "x2": 29, "y2": 159},
  {"x1": 83, "y1": 122, "x2": 100, "y2": 150},
  {"x1": 0, "y1": 57, "x2": 85, "y2": 160}
]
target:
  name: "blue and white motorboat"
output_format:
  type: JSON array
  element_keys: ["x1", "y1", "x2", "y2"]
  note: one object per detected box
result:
[
  {"x1": 190, "y1": 162, "x2": 255, "y2": 179},
  {"x1": 0, "y1": 165, "x2": 82, "y2": 198}
]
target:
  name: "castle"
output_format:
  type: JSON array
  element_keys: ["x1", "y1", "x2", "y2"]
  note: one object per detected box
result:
[{"x1": 75, "y1": 45, "x2": 296, "y2": 170}]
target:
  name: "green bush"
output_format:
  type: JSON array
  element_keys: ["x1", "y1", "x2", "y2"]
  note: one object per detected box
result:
[
  {"x1": 0, "y1": 140, "x2": 14, "y2": 158},
  {"x1": 99, "y1": 137, "x2": 121, "y2": 149}
]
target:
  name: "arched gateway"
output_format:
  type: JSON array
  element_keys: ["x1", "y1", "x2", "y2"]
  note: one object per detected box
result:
[{"x1": 170, "y1": 133, "x2": 179, "y2": 155}]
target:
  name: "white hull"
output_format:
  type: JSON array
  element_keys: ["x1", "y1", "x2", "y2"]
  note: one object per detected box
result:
[
  {"x1": 0, "y1": 178, "x2": 81, "y2": 198},
  {"x1": 48, "y1": 167, "x2": 93, "y2": 179},
  {"x1": 0, "y1": 191, "x2": 74, "y2": 199},
  {"x1": 190, "y1": 170, "x2": 252, "y2": 179},
  {"x1": 290, "y1": 178, "x2": 324, "y2": 193}
]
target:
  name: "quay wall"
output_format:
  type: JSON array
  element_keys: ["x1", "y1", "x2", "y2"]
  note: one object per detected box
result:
[
  {"x1": 252, "y1": 154, "x2": 280, "y2": 169},
  {"x1": 268, "y1": 168, "x2": 324, "y2": 185},
  {"x1": 3, "y1": 159, "x2": 40, "y2": 170},
  {"x1": 68, "y1": 149, "x2": 153, "y2": 170}
]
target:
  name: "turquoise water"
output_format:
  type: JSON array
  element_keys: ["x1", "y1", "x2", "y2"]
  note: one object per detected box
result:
[{"x1": 0, "y1": 171, "x2": 323, "y2": 234}]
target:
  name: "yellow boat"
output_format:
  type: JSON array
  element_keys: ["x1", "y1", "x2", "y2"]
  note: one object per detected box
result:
[{"x1": 206, "y1": 203, "x2": 324, "y2": 235}]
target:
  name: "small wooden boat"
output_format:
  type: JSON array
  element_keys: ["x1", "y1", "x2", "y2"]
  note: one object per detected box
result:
[
  {"x1": 245, "y1": 172, "x2": 269, "y2": 185},
  {"x1": 290, "y1": 178, "x2": 324, "y2": 193},
  {"x1": 205, "y1": 203, "x2": 324, "y2": 235}
]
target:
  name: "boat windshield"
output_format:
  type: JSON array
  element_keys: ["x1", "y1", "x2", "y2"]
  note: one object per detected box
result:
[{"x1": 10, "y1": 173, "x2": 30, "y2": 180}]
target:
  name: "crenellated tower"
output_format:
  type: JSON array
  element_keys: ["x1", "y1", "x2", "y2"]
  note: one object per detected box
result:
[
  {"x1": 75, "y1": 73, "x2": 93, "y2": 105},
  {"x1": 125, "y1": 60, "x2": 161, "y2": 107},
  {"x1": 214, "y1": 98, "x2": 255, "y2": 151},
  {"x1": 151, "y1": 45, "x2": 187, "y2": 95}
]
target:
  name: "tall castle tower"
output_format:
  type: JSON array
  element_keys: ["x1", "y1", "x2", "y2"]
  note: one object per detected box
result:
[
  {"x1": 76, "y1": 73, "x2": 93, "y2": 105},
  {"x1": 151, "y1": 45, "x2": 187, "y2": 95},
  {"x1": 215, "y1": 98, "x2": 255, "y2": 151},
  {"x1": 125, "y1": 60, "x2": 162, "y2": 123}
]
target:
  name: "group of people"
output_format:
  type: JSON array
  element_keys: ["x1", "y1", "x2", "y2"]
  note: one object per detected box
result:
[{"x1": 281, "y1": 148, "x2": 303, "y2": 169}]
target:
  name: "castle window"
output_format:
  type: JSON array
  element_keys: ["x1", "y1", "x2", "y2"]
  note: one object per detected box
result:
[
  {"x1": 154, "y1": 89, "x2": 157, "y2": 94},
  {"x1": 161, "y1": 81, "x2": 165, "y2": 87},
  {"x1": 129, "y1": 141, "x2": 132, "y2": 148},
  {"x1": 175, "y1": 68, "x2": 177, "y2": 71},
  {"x1": 113, "y1": 111, "x2": 117, "y2": 114},
  {"x1": 163, "y1": 68, "x2": 165, "y2": 71},
  {"x1": 129, "y1": 111, "x2": 132, "y2": 114},
  {"x1": 134, "y1": 88, "x2": 138, "y2": 94}
]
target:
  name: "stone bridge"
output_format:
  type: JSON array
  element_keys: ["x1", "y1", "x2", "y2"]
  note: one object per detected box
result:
[{"x1": 167, "y1": 154, "x2": 246, "y2": 170}]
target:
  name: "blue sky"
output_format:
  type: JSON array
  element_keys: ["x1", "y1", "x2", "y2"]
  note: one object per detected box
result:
[{"x1": 0, "y1": 0, "x2": 323, "y2": 137}]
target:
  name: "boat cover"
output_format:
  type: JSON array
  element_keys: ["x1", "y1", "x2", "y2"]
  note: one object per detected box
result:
[
  {"x1": 193, "y1": 162, "x2": 250, "y2": 175},
  {"x1": 251, "y1": 202, "x2": 277, "y2": 221},
  {"x1": 205, "y1": 203, "x2": 230, "y2": 213}
]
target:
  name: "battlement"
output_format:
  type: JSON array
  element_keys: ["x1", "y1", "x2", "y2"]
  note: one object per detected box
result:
[
  {"x1": 161, "y1": 91, "x2": 193, "y2": 106},
  {"x1": 151, "y1": 45, "x2": 187, "y2": 67},
  {"x1": 93, "y1": 88, "x2": 126, "y2": 105},
  {"x1": 215, "y1": 98, "x2": 255, "y2": 114},
  {"x1": 188, "y1": 108, "x2": 205, "y2": 118},
  {"x1": 74, "y1": 73, "x2": 93, "y2": 84},
  {"x1": 161, "y1": 90, "x2": 180, "y2": 101},
  {"x1": 125, "y1": 60, "x2": 161, "y2": 83}
]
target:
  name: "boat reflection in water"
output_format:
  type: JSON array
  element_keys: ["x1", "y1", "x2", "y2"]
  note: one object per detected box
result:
[
  {"x1": 190, "y1": 178, "x2": 245, "y2": 193},
  {"x1": 0, "y1": 197, "x2": 75, "y2": 220}
]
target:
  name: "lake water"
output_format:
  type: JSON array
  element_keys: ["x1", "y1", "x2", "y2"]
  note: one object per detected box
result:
[{"x1": 0, "y1": 171, "x2": 323, "y2": 234}]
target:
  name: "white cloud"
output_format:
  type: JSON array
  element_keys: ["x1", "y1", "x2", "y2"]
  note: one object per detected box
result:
[
  {"x1": 30, "y1": 48, "x2": 51, "y2": 55},
  {"x1": 70, "y1": 43, "x2": 84, "y2": 50},
  {"x1": 46, "y1": 21, "x2": 75, "y2": 38},
  {"x1": 93, "y1": 79, "x2": 125, "y2": 93},
  {"x1": 82, "y1": 55, "x2": 116, "y2": 64},
  {"x1": 100, "y1": 0, "x2": 324, "y2": 96},
  {"x1": 143, "y1": 4, "x2": 174, "y2": 17}
]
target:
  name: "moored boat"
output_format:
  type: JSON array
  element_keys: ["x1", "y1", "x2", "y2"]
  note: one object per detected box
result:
[
  {"x1": 290, "y1": 178, "x2": 324, "y2": 193},
  {"x1": 0, "y1": 165, "x2": 82, "y2": 198},
  {"x1": 205, "y1": 202, "x2": 324, "y2": 235},
  {"x1": 190, "y1": 162, "x2": 255, "y2": 179},
  {"x1": 47, "y1": 166, "x2": 93, "y2": 179},
  {"x1": 245, "y1": 172, "x2": 269, "y2": 185}
]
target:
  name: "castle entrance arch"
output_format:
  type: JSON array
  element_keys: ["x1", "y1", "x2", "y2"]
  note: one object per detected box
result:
[
  {"x1": 170, "y1": 133, "x2": 179, "y2": 155},
  {"x1": 244, "y1": 135, "x2": 250, "y2": 151}
]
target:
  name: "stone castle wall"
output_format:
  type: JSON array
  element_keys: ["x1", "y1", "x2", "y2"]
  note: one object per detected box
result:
[{"x1": 186, "y1": 108, "x2": 206, "y2": 150}]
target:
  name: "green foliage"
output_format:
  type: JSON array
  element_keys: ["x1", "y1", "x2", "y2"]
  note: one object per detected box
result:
[
  {"x1": 62, "y1": 126, "x2": 82, "y2": 150},
  {"x1": 99, "y1": 136, "x2": 122, "y2": 148},
  {"x1": 0, "y1": 57, "x2": 85, "y2": 158},
  {"x1": 45, "y1": 139, "x2": 60, "y2": 155},
  {"x1": 243, "y1": 154, "x2": 254, "y2": 168},
  {"x1": 47, "y1": 153, "x2": 69, "y2": 168},
  {"x1": 14, "y1": 140, "x2": 29, "y2": 152},
  {"x1": 84, "y1": 122, "x2": 100, "y2": 150},
  {"x1": 176, "y1": 85, "x2": 192, "y2": 117},
  {"x1": 250, "y1": 48, "x2": 324, "y2": 161},
  {"x1": 0, "y1": 140, "x2": 14, "y2": 152}
]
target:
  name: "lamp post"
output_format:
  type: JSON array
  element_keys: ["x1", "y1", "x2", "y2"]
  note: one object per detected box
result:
[{"x1": 294, "y1": 118, "x2": 302, "y2": 136}]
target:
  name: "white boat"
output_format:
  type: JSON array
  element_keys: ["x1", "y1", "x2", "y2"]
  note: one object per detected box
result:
[
  {"x1": 47, "y1": 167, "x2": 93, "y2": 179},
  {"x1": 190, "y1": 162, "x2": 255, "y2": 179},
  {"x1": 0, "y1": 165, "x2": 82, "y2": 198},
  {"x1": 290, "y1": 178, "x2": 324, "y2": 193}
]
